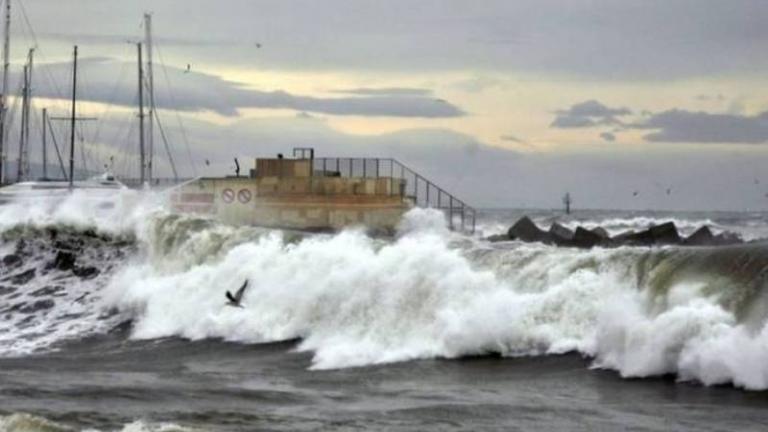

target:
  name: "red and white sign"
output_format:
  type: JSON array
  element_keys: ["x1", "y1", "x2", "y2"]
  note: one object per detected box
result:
[
  {"x1": 221, "y1": 188, "x2": 235, "y2": 203},
  {"x1": 237, "y1": 188, "x2": 252, "y2": 204}
]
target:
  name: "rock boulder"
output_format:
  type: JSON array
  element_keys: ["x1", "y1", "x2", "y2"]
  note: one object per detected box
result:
[
  {"x1": 572, "y1": 227, "x2": 604, "y2": 248},
  {"x1": 549, "y1": 223, "x2": 574, "y2": 244},
  {"x1": 508, "y1": 216, "x2": 549, "y2": 243},
  {"x1": 684, "y1": 226, "x2": 715, "y2": 246}
]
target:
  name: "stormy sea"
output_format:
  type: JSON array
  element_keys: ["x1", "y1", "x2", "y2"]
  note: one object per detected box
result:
[{"x1": 2, "y1": 191, "x2": 768, "y2": 431}]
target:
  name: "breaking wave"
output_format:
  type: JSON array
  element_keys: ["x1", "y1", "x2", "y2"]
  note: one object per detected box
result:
[
  {"x1": 3, "y1": 193, "x2": 768, "y2": 390},
  {"x1": 0, "y1": 412, "x2": 196, "y2": 432},
  {"x1": 104, "y1": 208, "x2": 768, "y2": 390}
]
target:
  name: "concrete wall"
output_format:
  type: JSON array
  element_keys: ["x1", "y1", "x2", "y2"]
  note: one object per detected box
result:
[
  {"x1": 170, "y1": 176, "x2": 410, "y2": 232},
  {"x1": 255, "y1": 159, "x2": 312, "y2": 178}
]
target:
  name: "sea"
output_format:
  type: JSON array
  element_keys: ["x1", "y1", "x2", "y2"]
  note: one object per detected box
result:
[{"x1": 1, "y1": 191, "x2": 768, "y2": 431}]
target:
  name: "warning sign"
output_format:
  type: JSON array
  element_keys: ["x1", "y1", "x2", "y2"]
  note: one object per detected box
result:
[
  {"x1": 222, "y1": 188, "x2": 235, "y2": 203},
  {"x1": 237, "y1": 189, "x2": 252, "y2": 204}
]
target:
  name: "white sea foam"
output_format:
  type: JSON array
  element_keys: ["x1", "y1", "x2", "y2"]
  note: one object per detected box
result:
[
  {"x1": 0, "y1": 188, "x2": 167, "y2": 235},
  {"x1": 3, "y1": 194, "x2": 768, "y2": 389},
  {"x1": 0, "y1": 413, "x2": 196, "y2": 432},
  {"x1": 97, "y1": 208, "x2": 768, "y2": 390}
]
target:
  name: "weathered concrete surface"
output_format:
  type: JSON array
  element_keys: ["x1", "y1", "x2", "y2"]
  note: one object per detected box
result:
[{"x1": 172, "y1": 176, "x2": 410, "y2": 232}]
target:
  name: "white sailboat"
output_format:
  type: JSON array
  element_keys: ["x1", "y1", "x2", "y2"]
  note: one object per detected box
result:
[
  {"x1": 0, "y1": 8, "x2": 175, "y2": 205},
  {"x1": 0, "y1": 41, "x2": 126, "y2": 206}
]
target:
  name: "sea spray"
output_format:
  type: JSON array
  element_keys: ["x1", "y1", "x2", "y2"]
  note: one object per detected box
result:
[
  {"x1": 3, "y1": 200, "x2": 768, "y2": 390},
  {"x1": 100, "y1": 208, "x2": 768, "y2": 389}
]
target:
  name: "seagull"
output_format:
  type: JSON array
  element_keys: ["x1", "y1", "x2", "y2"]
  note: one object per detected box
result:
[
  {"x1": 225, "y1": 280, "x2": 248, "y2": 308},
  {"x1": 184, "y1": 64, "x2": 191, "y2": 73},
  {"x1": 255, "y1": 42, "x2": 262, "y2": 48},
  {"x1": 205, "y1": 159, "x2": 210, "y2": 166},
  {"x1": 666, "y1": 188, "x2": 672, "y2": 195},
  {"x1": 632, "y1": 191, "x2": 639, "y2": 197}
]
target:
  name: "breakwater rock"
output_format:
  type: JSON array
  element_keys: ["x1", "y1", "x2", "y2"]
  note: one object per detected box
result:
[{"x1": 490, "y1": 216, "x2": 744, "y2": 248}]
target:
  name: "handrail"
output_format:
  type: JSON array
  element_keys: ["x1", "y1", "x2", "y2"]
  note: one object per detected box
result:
[{"x1": 312, "y1": 157, "x2": 476, "y2": 233}]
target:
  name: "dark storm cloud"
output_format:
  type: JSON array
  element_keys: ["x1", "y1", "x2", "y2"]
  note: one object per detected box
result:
[
  {"x1": 635, "y1": 109, "x2": 768, "y2": 144},
  {"x1": 550, "y1": 100, "x2": 631, "y2": 129},
  {"x1": 549, "y1": 99, "x2": 768, "y2": 144},
  {"x1": 27, "y1": 58, "x2": 464, "y2": 118},
  {"x1": 21, "y1": 0, "x2": 768, "y2": 79}
]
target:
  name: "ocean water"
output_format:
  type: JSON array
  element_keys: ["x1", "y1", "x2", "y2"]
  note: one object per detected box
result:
[{"x1": 1, "y1": 191, "x2": 768, "y2": 431}]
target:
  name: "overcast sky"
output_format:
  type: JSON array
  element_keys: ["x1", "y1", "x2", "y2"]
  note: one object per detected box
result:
[{"x1": 3, "y1": 0, "x2": 768, "y2": 210}]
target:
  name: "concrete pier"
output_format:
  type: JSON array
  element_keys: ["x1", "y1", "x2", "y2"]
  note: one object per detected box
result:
[{"x1": 171, "y1": 157, "x2": 410, "y2": 232}]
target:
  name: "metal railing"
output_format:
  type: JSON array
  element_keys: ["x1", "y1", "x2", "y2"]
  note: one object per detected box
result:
[{"x1": 311, "y1": 157, "x2": 476, "y2": 233}]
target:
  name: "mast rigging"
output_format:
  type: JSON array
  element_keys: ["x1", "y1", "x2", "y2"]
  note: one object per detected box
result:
[{"x1": 0, "y1": 0, "x2": 10, "y2": 183}]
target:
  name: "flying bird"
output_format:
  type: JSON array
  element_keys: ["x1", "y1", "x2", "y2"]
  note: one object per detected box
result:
[
  {"x1": 666, "y1": 188, "x2": 672, "y2": 195},
  {"x1": 205, "y1": 159, "x2": 210, "y2": 166},
  {"x1": 184, "y1": 64, "x2": 191, "y2": 73},
  {"x1": 255, "y1": 42, "x2": 262, "y2": 48},
  {"x1": 632, "y1": 191, "x2": 639, "y2": 197},
  {"x1": 225, "y1": 280, "x2": 248, "y2": 308}
]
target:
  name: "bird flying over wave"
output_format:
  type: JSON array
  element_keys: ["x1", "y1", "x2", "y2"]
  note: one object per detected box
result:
[{"x1": 226, "y1": 280, "x2": 248, "y2": 308}]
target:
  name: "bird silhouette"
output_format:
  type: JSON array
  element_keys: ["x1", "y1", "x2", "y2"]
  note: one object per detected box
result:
[
  {"x1": 632, "y1": 191, "x2": 639, "y2": 197},
  {"x1": 255, "y1": 42, "x2": 262, "y2": 48},
  {"x1": 184, "y1": 64, "x2": 191, "y2": 73},
  {"x1": 226, "y1": 280, "x2": 248, "y2": 308},
  {"x1": 666, "y1": 188, "x2": 672, "y2": 195}
]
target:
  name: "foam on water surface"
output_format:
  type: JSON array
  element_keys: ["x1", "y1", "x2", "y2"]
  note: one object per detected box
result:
[{"x1": 2, "y1": 193, "x2": 768, "y2": 391}]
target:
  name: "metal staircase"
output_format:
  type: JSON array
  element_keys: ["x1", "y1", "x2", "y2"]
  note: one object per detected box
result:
[{"x1": 311, "y1": 157, "x2": 476, "y2": 233}]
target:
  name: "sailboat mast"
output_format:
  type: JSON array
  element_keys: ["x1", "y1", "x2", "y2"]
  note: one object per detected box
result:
[
  {"x1": 21, "y1": 48, "x2": 32, "y2": 180},
  {"x1": 144, "y1": 13, "x2": 154, "y2": 184},
  {"x1": 41, "y1": 107, "x2": 46, "y2": 179},
  {"x1": 69, "y1": 45, "x2": 77, "y2": 188},
  {"x1": 137, "y1": 42, "x2": 145, "y2": 184},
  {"x1": 0, "y1": 0, "x2": 10, "y2": 183},
  {"x1": 16, "y1": 63, "x2": 26, "y2": 181}
]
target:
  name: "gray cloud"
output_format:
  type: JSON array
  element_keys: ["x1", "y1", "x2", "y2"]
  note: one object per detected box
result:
[
  {"x1": 551, "y1": 99, "x2": 768, "y2": 144},
  {"x1": 451, "y1": 76, "x2": 504, "y2": 93},
  {"x1": 7, "y1": 104, "x2": 767, "y2": 211},
  {"x1": 635, "y1": 109, "x2": 768, "y2": 144},
  {"x1": 695, "y1": 93, "x2": 726, "y2": 102},
  {"x1": 330, "y1": 88, "x2": 432, "y2": 97},
  {"x1": 550, "y1": 100, "x2": 631, "y2": 128},
  {"x1": 25, "y1": 58, "x2": 464, "y2": 118},
  {"x1": 20, "y1": 0, "x2": 768, "y2": 80},
  {"x1": 500, "y1": 134, "x2": 525, "y2": 144}
]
